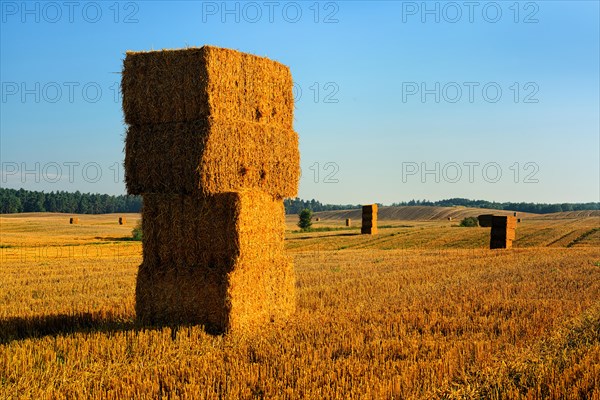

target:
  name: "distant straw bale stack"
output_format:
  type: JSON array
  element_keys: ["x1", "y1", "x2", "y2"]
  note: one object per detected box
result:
[
  {"x1": 361, "y1": 204, "x2": 378, "y2": 235},
  {"x1": 315, "y1": 217, "x2": 320, "y2": 222},
  {"x1": 346, "y1": 218, "x2": 351, "y2": 227},
  {"x1": 123, "y1": 46, "x2": 299, "y2": 333},
  {"x1": 490, "y1": 215, "x2": 517, "y2": 249},
  {"x1": 69, "y1": 217, "x2": 79, "y2": 224},
  {"x1": 119, "y1": 217, "x2": 126, "y2": 225},
  {"x1": 477, "y1": 214, "x2": 494, "y2": 228}
]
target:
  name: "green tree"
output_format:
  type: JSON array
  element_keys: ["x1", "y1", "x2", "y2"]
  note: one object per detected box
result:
[
  {"x1": 459, "y1": 217, "x2": 479, "y2": 227},
  {"x1": 131, "y1": 221, "x2": 143, "y2": 241},
  {"x1": 297, "y1": 209, "x2": 313, "y2": 231}
]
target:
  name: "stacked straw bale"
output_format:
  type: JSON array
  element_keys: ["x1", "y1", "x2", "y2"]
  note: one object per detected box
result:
[
  {"x1": 346, "y1": 218, "x2": 351, "y2": 227},
  {"x1": 69, "y1": 217, "x2": 79, "y2": 224},
  {"x1": 123, "y1": 46, "x2": 299, "y2": 333},
  {"x1": 119, "y1": 217, "x2": 126, "y2": 225},
  {"x1": 361, "y1": 204, "x2": 378, "y2": 235},
  {"x1": 490, "y1": 215, "x2": 517, "y2": 249}
]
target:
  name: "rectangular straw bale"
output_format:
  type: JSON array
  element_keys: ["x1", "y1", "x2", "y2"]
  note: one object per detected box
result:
[
  {"x1": 491, "y1": 228, "x2": 516, "y2": 241},
  {"x1": 122, "y1": 46, "x2": 294, "y2": 128},
  {"x1": 477, "y1": 214, "x2": 494, "y2": 227},
  {"x1": 137, "y1": 190, "x2": 293, "y2": 332},
  {"x1": 125, "y1": 118, "x2": 300, "y2": 198},
  {"x1": 362, "y1": 215, "x2": 378, "y2": 222},
  {"x1": 136, "y1": 253, "x2": 294, "y2": 333},
  {"x1": 490, "y1": 239, "x2": 513, "y2": 249},
  {"x1": 361, "y1": 226, "x2": 378, "y2": 235},
  {"x1": 492, "y1": 215, "x2": 517, "y2": 228},
  {"x1": 345, "y1": 218, "x2": 351, "y2": 227},
  {"x1": 362, "y1": 204, "x2": 378, "y2": 215},
  {"x1": 119, "y1": 217, "x2": 126, "y2": 225}
]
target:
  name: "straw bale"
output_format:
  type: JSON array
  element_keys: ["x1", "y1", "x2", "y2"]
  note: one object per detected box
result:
[
  {"x1": 491, "y1": 227, "x2": 516, "y2": 241},
  {"x1": 490, "y1": 239, "x2": 513, "y2": 249},
  {"x1": 136, "y1": 190, "x2": 294, "y2": 333},
  {"x1": 124, "y1": 118, "x2": 299, "y2": 198},
  {"x1": 345, "y1": 218, "x2": 351, "y2": 227},
  {"x1": 362, "y1": 204, "x2": 378, "y2": 215},
  {"x1": 477, "y1": 214, "x2": 494, "y2": 228},
  {"x1": 361, "y1": 226, "x2": 378, "y2": 235},
  {"x1": 69, "y1": 217, "x2": 79, "y2": 224},
  {"x1": 122, "y1": 46, "x2": 294, "y2": 128},
  {"x1": 119, "y1": 217, "x2": 126, "y2": 225},
  {"x1": 492, "y1": 215, "x2": 517, "y2": 228}
]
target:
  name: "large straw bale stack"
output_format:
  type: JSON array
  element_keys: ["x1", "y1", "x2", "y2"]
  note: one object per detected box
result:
[
  {"x1": 490, "y1": 215, "x2": 517, "y2": 249},
  {"x1": 477, "y1": 214, "x2": 494, "y2": 228},
  {"x1": 123, "y1": 46, "x2": 299, "y2": 333},
  {"x1": 121, "y1": 46, "x2": 294, "y2": 128},
  {"x1": 361, "y1": 204, "x2": 378, "y2": 235},
  {"x1": 69, "y1": 217, "x2": 79, "y2": 224},
  {"x1": 119, "y1": 217, "x2": 126, "y2": 225},
  {"x1": 124, "y1": 118, "x2": 299, "y2": 197},
  {"x1": 345, "y1": 218, "x2": 351, "y2": 227}
]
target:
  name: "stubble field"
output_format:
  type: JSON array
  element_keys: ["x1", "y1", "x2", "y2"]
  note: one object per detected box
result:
[{"x1": 1, "y1": 212, "x2": 599, "y2": 399}]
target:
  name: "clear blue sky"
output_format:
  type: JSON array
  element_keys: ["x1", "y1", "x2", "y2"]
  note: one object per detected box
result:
[{"x1": 1, "y1": 1, "x2": 598, "y2": 204}]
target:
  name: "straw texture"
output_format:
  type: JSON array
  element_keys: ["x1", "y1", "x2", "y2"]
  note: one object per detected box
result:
[
  {"x1": 122, "y1": 46, "x2": 294, "y2": 128},
  {"x1": 123, "y1": 46, "x2": 299, "y2": 333},
  {"x1": 361, "y1": 204, "x2": 378, "y2": 235},
  {"x1": 124, "y1": 118, "x2": 299, "y2": 198}
]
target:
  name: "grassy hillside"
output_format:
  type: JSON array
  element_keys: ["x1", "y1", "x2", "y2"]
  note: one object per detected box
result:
[{"x1": 312, "y1": 206, "x2": 536, "y2": 222}]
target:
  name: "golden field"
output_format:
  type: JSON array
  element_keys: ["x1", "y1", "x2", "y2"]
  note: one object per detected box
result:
[{"x1": 1, "y1": 212, "x2": 599, "y2": 399}]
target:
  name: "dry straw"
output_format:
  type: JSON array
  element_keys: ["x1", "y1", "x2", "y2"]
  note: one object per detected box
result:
[
  {"x1": 124, "y1": 118, "x2": 299, "y2": 198},
  {"x1": 123, "y1": 46, "x2": 299, "y2": 333},
  {"x1": 137, "y1": 190, "x2": 294, "y2": 332},
  {"x1": 69, "y1": 217, "x2": 79, "y2": 224},
  {"x1": 361, "y1": 204, "x2": 378, "y2": 235},
  {"x1": 345, "y1": 218, "x2": 351, "y2": 227},
  {"x1": 490, "y1": 215, "x2": 517, "y2": 249},
  {"x1": 121, "y1": 46, "x2": 294, "y2": 129},
  {"x1": 119, "y1": 217, "x2": 126, "y2": 225},
  {"x1": 477, "y1": 214, "x2": 494, "y2": 228}
]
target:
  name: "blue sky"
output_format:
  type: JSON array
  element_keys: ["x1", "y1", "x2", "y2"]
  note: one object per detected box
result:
[{"x1": 1, "y1": 1, "x2": 598, "y2": 204}]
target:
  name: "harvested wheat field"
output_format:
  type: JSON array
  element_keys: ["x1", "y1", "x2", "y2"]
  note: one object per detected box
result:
[{"x1": 1, "y1": 212, "x2": 599, "y2": 399}]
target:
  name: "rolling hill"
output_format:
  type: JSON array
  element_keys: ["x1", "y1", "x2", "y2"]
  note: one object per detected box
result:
[{"x1": 313, "y1": 206, "x2": 537, "y2": 221}]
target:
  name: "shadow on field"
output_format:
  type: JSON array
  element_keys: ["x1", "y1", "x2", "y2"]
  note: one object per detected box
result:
[
  {"x1": 0, "y1": 313, "x2": 223, "y2": 344},
  {"x1": 94, "y1": 236, "x2": 140, "y2": 242},
  {"x1": 0, "y1": 313, "x2": 135, "y2": 344},
  {"x1": 290, "y1": 233, "x2": 360, "y2": 241}
]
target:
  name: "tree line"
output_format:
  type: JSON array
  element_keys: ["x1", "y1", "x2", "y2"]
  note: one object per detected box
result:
[
  {"x1": 0, "y1": 189, "x2": 597, "y2": 215},
  {"x1": 0, "y1": 188, "x2": 142, "y2": 214}
]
